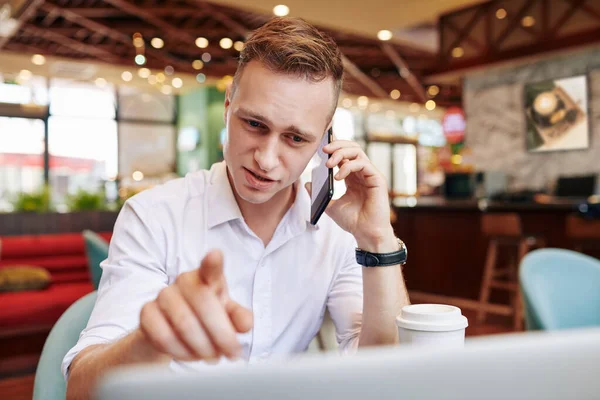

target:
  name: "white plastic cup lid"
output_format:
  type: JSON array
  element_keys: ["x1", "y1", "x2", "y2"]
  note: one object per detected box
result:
[{"x1": 396, "y1": 304, "x2": 468, "y2": 332}]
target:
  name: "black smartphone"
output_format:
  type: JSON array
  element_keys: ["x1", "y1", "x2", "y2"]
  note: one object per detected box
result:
[{"x1": 310, "y1": 127, "x2": 334, "y2": 225}]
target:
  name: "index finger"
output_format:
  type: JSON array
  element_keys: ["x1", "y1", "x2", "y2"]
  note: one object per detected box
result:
[{"x1": 199, "y1": 249, "x2": 225, "y2": 289}]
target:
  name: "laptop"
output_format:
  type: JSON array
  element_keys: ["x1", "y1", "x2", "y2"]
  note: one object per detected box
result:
[
  {"x1": 97, "y1": 327, "x2": 600, "y2": 400},
  {"x1": 555, "y1": 175, "x2": 597, "y2": 198}
]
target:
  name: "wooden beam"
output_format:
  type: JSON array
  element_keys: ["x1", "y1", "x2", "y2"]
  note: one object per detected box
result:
[
  {"x1": 551, "y1": 0, "x2": 586, "y2": 36},
  {"x1": 0, "y1": 0, "x2": 46, "y2": 50},
  {"x1": 47, "y1": 6, "x2": 207, "y2": 18},
  {"x1": 428, "y1": 26, "x2": 600, "y2": 76},
  {"x1": 189, "y1": 1, "x2": 250, "y2": 38},
  {"x1": 573, "y1": 0, "x2": 600, "y2": 20},
  {"x1": 38, "y1": 24, "x2": 233, "y2": 38},
  {"x1": 101, "y1": 0, "x2": 197, "y2": 43},
  {"x1": 381, "y1": 43, "x2": 427, "y2": 103},
  {"x1": 494, "y1": 0, "x2": 536, "y2": 49},
  {"x1": 39, "y1": 4, "x2": 192, "y2": 71},
  {"x1": 20, "y1": 25, "x2": 120, "y2": 62},
  {"x1": 445, "y1": 19, "x2": 484, "y2": 52},
  {"x1": 444, "y1": 6, "x2": 487, "y2": 57},
  {"x1": 341, "y1": 54, "x2": 388, "y2": 98}
]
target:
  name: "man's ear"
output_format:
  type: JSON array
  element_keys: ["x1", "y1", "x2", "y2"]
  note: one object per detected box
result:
[{"x1": 223, "y1": 87, "x2": 232, "y2": 125}]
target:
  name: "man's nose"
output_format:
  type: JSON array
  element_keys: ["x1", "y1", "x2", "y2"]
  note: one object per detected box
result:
[{"x1": 254, "y1": 135, "x2": 280, "y2": 172}]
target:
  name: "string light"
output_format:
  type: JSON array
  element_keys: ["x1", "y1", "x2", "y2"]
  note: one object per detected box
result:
[
  {"x1": 192, "y1": 60, "x2": 204, "y2": 70},
  {"x1": 219, "y1": 38, "x2": 233, "y2": 49},
  {"x1": 195, "y1": 37, "x2": 209, "y2": 48},
  {"x1": 150, "y1": 37, "x2": 164, "y2": 49},
  {"x1": 273, "y1": 5, "x2": 289, "y2": 16},
  {"x1": 377, "y1": 30, "x2": 393, "y2": 41},
  {"x1": 172, "y1": 77, "x2": 183, "y2": 88},
  {"x1": 31, "y1": 54, "x2": 46, "y2": 65},
  {"x1": 134, "y1": 54, "x2": 146, "y2": 65}
]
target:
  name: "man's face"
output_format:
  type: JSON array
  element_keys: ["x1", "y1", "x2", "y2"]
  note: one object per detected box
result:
[{"x1": 223, "y1": 61, "x2": 335, "y2": 205}]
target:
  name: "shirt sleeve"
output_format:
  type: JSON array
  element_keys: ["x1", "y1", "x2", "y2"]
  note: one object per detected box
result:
[
  {"x1": 326, "y1": 235, "x2": 363, "y2": 354},
  {"x1": 61, "y1": 198, "x2": 169, "y2": 381}
]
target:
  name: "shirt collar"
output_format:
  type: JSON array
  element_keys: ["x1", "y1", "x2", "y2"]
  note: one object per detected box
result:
[
  {"x1": 206, "y1": 162, "x2": 244, "y2": 229},
  {"x1": 288, "y1": 176, "x2": 316, "y2": 232}
]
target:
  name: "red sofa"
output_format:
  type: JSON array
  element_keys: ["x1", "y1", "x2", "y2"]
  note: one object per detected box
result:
[{"x1": 0, "y1": 232, "x2": 112, "y2": 332}]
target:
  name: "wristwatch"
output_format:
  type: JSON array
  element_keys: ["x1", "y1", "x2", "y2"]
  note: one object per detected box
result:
[{"x1": 356, "y1": 237, "x2": 407, "y2": 267}]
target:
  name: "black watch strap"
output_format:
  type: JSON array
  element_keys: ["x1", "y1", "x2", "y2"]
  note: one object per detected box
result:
[{"x1": 356, "y1": 238, "x2": 407, "y2": 267}]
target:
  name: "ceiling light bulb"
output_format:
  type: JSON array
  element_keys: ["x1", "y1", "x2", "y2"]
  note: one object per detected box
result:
[
  {"x1": 138, "y1": 68, "x2": 151, "y2": 78},
  {"x1": 134, "y1": 54, "x2": 146, "y2": 65},
  {"x1": 195, "y1": 37, "x2": 209, "y2": 48},
  {"x1": 95, "y1": 77, "x2": 107, "y2": 87},
  {"x1": 377, "y1": 30, "x2": 393, "y2": 41},
  {"x1": 219, "y1": 38, "x2": 233, "y2": 49},
  {"x1": 427, "y1": 85, "x2": 440, "y2": 97},
  {"x1": 164, "y1": 65, "x2": 174, "y2": 75},
  {"x1": 451, "y1": 47, "x2": 464, "y2": 58},
  {"x1": 192, "y1": 60, "x2": 204, "y2": 70},
  {"x1": 357, "y1": 96, "x2": 369, "y2": 108},
  {"x1": 273, "y1": 5, "x2": 289, "y2": 16},
  {"x1": 390, "y1": 89, "x2": 401, "y2": 100},
  {"x1": 132, "y1": 171, "x2": 144, "y2": 181},
  {"x1": 425, "y1": 100, "x2": 436, "y2": 111},
  {"x1": 196, "y1": 73, "x2": 206, "y2": 83},
  {"x1": 18, "y1": 69, "x2": 32, "y2": 80},
  {"x1": 133, "y1": 37, "x2": 144, "y2": 48},
  {"x1": 150, "y1": 37, "x2": 164, "y2": 49},
  {"x1": 31, "y1": 54, "x2": 46, "y2": 66},
  {"x1": 496, "y1": 8, "x2": 507, "y2": 19},
  {"x1": 121, "y1": 71, "x2": 133, "y2": 81},
  {"x1": 234, "y1": 41, "x2": 244, "y2": 51},
  {"x1": 172, "y1": 77, "x2": 183, "y2": 88},
  {"x1": 521, "y1": 16, "x2": 535, "y2": 27},
  {"x1": 201, "y1": 52, "x2": 211, "y2": 62},
  {"x1": 161, "y1": 85, "x2": 172, "y2": 95}
]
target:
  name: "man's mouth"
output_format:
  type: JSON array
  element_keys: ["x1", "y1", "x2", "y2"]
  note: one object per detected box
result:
[{"x1": 245, "y1": 168, "x2": 274, "y2": 182}]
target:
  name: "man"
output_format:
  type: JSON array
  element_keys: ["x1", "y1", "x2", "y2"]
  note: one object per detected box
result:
[{"x1": 64, "y1": 17, "x2": 409, "y2": 400}]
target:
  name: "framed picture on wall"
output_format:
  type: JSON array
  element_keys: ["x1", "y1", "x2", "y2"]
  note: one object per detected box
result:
[{"x1": 524, "y1": 75, "x2": 589, "y2": 152}]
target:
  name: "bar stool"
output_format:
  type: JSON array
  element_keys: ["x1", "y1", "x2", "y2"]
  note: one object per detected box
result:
[
  {"x1": 477, "y1": 213, "x2": 545, "y2": 330},
  {"x1": 566, "y1": 214, "x2": 600, "y2": 253}
]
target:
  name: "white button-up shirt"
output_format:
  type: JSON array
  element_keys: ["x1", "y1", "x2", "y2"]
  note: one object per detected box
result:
[{"x1": 62, "y1": 161, "x2": 363, "y2": 379}]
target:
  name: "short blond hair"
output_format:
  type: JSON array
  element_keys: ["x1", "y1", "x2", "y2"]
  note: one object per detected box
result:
[{"x1": 231, "y1": 17, "x2": 344, "y2": 107}]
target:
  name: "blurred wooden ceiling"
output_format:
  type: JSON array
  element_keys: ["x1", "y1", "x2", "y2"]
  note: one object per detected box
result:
[{"x1": 0, "y1": 0, "x2": 462, "y2": 106}]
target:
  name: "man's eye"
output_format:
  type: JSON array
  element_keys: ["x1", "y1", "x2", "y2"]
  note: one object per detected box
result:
[
  {"x1": 291, "y1": 135, "x2": 304, "y2": 143},
  {"x1": 247, "y1": 120, "x2": 262, "y2": 128}
]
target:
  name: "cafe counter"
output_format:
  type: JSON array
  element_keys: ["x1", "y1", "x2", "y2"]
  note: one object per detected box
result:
[{"x1": 391, "y1": 196, "x2": 596, "y2": 304}]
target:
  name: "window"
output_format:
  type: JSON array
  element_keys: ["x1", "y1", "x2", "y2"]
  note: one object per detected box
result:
[
  {"x1": 49, "y1": 78, "x2": 115, "y2": 118},
  {"x1": 0, "y1": 117, "x2": 45, "y2": 210},
  {"x1": 47, "y1": 79, "x2": 118, "y2": 205},
  {"x1": 0, "y1": 74, "x2": 48, "y2": 105},
  {"x1": 0, "y1": 73, "x2": 178, "y2": 211},
  {"x1": 48, "y1": 116, "x2": 118, "y2": 203}
]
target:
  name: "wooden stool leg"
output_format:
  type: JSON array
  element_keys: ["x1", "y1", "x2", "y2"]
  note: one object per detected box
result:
[
  {"x1": 512, "y1": 239, "x2": 530, "y2": 331},
  {"x1": 478, "y1": 239, "x2": 498, "y2": 324}
]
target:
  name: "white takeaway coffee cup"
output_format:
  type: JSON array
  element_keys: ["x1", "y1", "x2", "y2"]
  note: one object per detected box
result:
[{"x1": 396, "y1": 304, "x2": 468, "y2": 348}]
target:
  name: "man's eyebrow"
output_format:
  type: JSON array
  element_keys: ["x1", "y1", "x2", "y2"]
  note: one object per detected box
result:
[{"x1": 236, "y1": 107, "x2": 318, "y2": 141}]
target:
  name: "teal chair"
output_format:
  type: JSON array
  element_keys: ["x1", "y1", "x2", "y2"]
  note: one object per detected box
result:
[
  {"x1": 33, "y1": 291, "x2": 97, "y2": 400},
  {"x1": 82, "y1": 230, "x2": 109, "y2": 289},
  {"x1": 520, "y1": 248, "x2": 600, "y2": 331}
]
